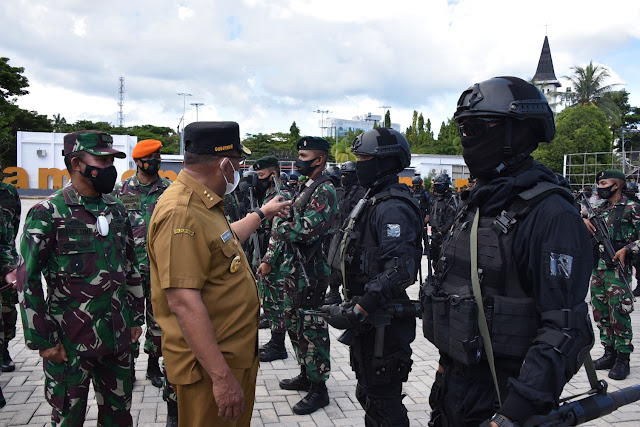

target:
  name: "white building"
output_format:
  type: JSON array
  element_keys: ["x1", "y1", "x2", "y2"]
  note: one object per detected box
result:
[
  {"x1": 321, "y1": 113, "x2": 401, "y2": 138},
  {"x1": 410, "y1": 153, "x2": 470, "y2": 183}
]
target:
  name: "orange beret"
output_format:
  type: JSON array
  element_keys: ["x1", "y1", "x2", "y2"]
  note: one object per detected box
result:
[{"x1": 132, "y1": 139, "x2": 162, "y2": 159}]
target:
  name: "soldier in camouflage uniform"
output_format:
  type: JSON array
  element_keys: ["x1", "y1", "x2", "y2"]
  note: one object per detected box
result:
[
  {"x1": 585, "y1": 169, "x2": 640, "y2": 381},
  {"x1": 17, "y1": 130, "x2": 145, "y2": 425},
  {"x1": 113, "y1": 139, "x2": 171, "y2": 388},
  {"x1": 253, "y1": 156, "x2": 293, "y2": 362},
  {"x1": 273, "y1": 137, "x2": 339, "y2": 415},
  {"x1": 0, "y1": 168, "x2": 20, "y2": 374}
]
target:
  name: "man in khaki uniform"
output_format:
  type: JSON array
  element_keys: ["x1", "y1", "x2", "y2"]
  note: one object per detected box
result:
[{"x1": 148, "y1": 121, "x2": 290, "y2": 426}]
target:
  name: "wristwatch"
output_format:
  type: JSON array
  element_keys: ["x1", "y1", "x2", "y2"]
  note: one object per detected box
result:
[
  {"x1": 490, "y1": 413, "x2": 515, "y2": 427},
  {"x1": 253, "y1": 208, "x2": 266, "y2": 222}
]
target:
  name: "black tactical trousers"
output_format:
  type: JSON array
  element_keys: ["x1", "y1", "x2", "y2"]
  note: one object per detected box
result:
[
  {"x1": 429, "y1": 356, "x2": 514, "y2": 427},
  {"x1": 350, "y1": 315, "x2": 415, "y2": 427}
]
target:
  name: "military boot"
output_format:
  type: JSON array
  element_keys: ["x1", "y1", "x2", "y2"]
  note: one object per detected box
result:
[
  {"x1": 1, "y1": 343, "x2": 15, "y2": 373},
  {"x1": 146, "y1": 356, "x2": 163, "y2": 388},
  {"x1": 324, "y1": 289, "x2": 342, "y2": 305},
  {"x1": 166, "y1": 400, "x2": 178, "y2": 427},
  {"x1": 131, "y1": 358, "x2": 136, "y2": 384},
  {"x1": 292, "y1": 381, "x2": 329, "y2": 415},
  {"x1": 608, "y1": 353, "x2": 631, "y2": 380},
  {"x1": 593, "y1": 346, "x2": 617, "y2": 370},
  {"x1": 279, "y1": 366, "x2": 311, "y2": 391},
  {"x1": 259, "y1": 333, "x2": 288, "y2": 362}
]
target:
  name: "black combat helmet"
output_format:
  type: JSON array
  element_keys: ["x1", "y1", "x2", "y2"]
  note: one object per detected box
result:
[
  {"x1": 454, "y1": 76, "x2": 555, "y2": 143},
  {"x1": 624, "y1": 181, "x2": 637, "y2": 194},
  {"x1": 412, "y1": 176, "x2": 423, "y2": 185},
  {"x1": 432, "y1": 173, "x2": 451, "y2": 194},
  {"x1": 280, "y1": 172, "x2": 289, "y2": 182},
  {"x1": 351, "y1": 128, "x2": 411, "y2": 169},
  {"x1": 239, "y1": 169, "x2": 258, "y2": 192},
  {"x1": 340, "y1": 161, "x2": 357, "y2": 173}
]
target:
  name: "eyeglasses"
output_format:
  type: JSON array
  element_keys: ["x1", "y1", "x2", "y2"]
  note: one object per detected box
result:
[
  {"x1": 224, "y1": 155, "x2": 246, "y2": 165},
  {"x1": 458, "y1": 118, "x2": 504, "y2": 138}
]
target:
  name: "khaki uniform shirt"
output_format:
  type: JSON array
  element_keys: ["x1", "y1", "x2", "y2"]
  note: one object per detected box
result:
[{"x1": 148, "y1": 170, "x2": 259, "y2": 385}]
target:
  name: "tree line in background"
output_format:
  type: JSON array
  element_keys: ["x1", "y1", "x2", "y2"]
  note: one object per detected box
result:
[{"x1": 2, "y1": 56, "x2": 640, "y2": 184}]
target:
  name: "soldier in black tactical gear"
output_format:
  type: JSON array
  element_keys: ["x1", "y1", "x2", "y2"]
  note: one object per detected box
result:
[
  {"x1": 422, "y1": 76, "x2": 594, "y2": 426},
  {"x1": 325, "y1": 161, "x2": 367, "y2": 305},
  {"x1": 428, "y1": 172, "x2": 457, "y2": 263},
  {"x1": 322, "y1": 128, "x2": 422, "y2": 427}
]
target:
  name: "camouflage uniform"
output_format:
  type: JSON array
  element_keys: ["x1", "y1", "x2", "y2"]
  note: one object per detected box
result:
[
  {"x1": 272, "y1": 177, "x2": 338, "y2": 383},
  {"x1": 590, "y1": 193, "x2": 640, "y2": 354},
  {"x1": 18, "y1": 184, "x2": 144, "y2": 425},
  {"x1": 0, "y1": 182, "x2": 20, "y2": 350},
  {"x1": 0, "y1": 180, "x2": 19, "y2": 407},
  {"x1": 113, "y1": 172, "x2": 171, "y2": 359},
  {"x1": 260, "y1": 186, "x2": 292, "y2": 333}
]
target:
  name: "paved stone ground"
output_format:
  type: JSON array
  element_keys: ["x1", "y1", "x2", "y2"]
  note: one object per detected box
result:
[{"x1": 2, "y1": 198, "x2": 640, "y2": 426}]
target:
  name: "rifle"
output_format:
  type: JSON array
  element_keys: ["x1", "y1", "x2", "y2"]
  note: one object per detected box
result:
[
  {"x1": 580, "y1": 193, "x2": 633, "y2": 296},
  {"x1": 524, "y1": 385, "x2": 640, "y2": 426},
  {"x1": 247, "y1": 186, "x2": 261, "y2": 264}
]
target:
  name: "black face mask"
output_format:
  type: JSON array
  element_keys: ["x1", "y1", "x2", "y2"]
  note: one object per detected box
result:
[
  {"x1": 356, "y1": 159, "x2": 379, "y2": 188},
  {"x1": 597, "y1": 183, "x2": 617, "y2": 200},
  {"x1": 461, "y1": 123, "x2": 506, "y2": 180},
  {"x1": 139, "y1": 158, "x2": 161, "y2": 176},
  {"x1": 81, "y1": 163, "x2": 118, "y2": 194},
  {"x1": 341, "y1": 173, "x2": 357, "y2": 187},
  {"x1": 255, "y1": 175, "x2": 272, "y2": 199},
  {"x1": 295, "y1": 157, "x2": 319, "y2": 176},
  {"x1": 433, "y1": 183, "x2": 448, "y2": 194}
]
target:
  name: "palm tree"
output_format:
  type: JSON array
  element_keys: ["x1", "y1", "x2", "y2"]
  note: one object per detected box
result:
[
  {"x1": 333, "y1": 139, "x2": 357, "y2": 163},
  {"x1": 564, "y1": 61, "x2": 622, "y2": 127}
]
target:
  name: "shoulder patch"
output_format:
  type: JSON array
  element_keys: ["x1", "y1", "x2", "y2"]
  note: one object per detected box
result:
[
  {"x1": 387, "y1": 224, "x2": 401, "y2": 238},
  {"x1": 173, "y1": 228, "x2": 195, "y2": 237}
]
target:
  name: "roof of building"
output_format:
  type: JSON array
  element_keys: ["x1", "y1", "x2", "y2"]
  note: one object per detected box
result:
[{"x1": 533, "y1": 36, "x2": 560, "y2": 87}]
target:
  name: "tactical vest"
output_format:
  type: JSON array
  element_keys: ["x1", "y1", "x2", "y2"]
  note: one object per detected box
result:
[
  {"x1": 339, "y1": 186, "x2": 421, "y2": 298},
  {"x1": 422, "y1": 182, "x2": 574, "y2": 365}
]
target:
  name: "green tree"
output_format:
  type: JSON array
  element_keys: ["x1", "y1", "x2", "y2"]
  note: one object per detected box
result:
[
  {"x1": 564, "y1": 61, "x2": 622, "y2": 128},
  {"x1": 384, "y1": 110, "x2": 391, "y2": 127},
  {"x1": 533, "y1": 104, "x2": 612, "y2": 173},
  {"x1": 289, "y1": 121, "x2": 301, "y2": 146}
]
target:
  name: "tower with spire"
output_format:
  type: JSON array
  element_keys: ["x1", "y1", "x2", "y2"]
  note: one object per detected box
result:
[{"x1": 533, "y1": 36, "x2": 562, "y2": 112}]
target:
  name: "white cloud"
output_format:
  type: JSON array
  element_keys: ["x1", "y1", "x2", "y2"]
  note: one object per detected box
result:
[{"x1": 1, "y1": 0, "x2": 640, "y2": 138}]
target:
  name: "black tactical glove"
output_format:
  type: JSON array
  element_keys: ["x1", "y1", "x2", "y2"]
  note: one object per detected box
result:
[{"x1": 320, "y1": 304, "x2": 366, "y2": 330}]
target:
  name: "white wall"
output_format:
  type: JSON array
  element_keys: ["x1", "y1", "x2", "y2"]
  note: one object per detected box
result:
[
  {"x1": 410, "y1": 153, "x2": 469, "y2": 180},
  {"x1": 17, "y1": 131, "x2": 137, "y2": 189}
]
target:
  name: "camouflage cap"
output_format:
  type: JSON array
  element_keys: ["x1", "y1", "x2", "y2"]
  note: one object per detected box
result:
[
  {"x1": 253, "y1": 156, "x2": 279, "y2": 171},
  {"x1": 596, "y1": 169, "x2": 625, "y2": 181},
  {"x1": 63, "y1": 130, "x2": 126, "y2": 158},
  {"x1": 297, "y1": 136, "x2": 330, "y2": 152}
]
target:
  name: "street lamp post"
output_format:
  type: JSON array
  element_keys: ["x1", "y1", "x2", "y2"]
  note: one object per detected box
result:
[
  {"x1": 314, "y1": 109, "x2": 330, "y2": 137},
  {"x1": 177, "y1": 93, "x2": 192, "y2": 155},
  {"x1": 190, "y1": 102, "x2": 204, "y2": 122}
]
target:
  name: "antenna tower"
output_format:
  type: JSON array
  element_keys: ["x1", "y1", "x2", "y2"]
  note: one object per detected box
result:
[{"x1": 117, "y1": 77, "x2": 125, "y2": 127}]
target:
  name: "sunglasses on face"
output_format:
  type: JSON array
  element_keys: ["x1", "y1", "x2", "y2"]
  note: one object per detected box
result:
[{"x1": 458, "y1": 118, "x2": 504, "y2": 138}]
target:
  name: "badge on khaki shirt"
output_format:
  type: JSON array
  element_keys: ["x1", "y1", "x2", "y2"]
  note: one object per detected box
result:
[{"x1": 230, "y1": 255, "x2": 241, "y2": 273}]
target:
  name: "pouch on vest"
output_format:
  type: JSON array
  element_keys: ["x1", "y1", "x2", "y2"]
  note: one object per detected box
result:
[{"x1": 488, "y1": 295, "x2": 538, "y2": 358}]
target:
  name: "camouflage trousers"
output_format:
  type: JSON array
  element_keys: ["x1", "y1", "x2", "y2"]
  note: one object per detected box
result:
[
  {"x1": 258, "y1": 272, "x2": 287, "y2": 334},
  {"x1": 161, "y1": 359, "x2": 177, "y2": 405},
  {"x1": 132, "y1": 279, "x2": 162, "y2": 359},
  {"x1": 283, "y1": 275, "x2": 331, "y2": 384},
  {"x1": 0, "y1": 288, "x2": 17, "y2": 343},
  {"x1": 590, "y1": 269, "x2": 634, "y2": 353},
  {"x1": 44, "y1": 349, "x2": 133, "y2": 426}
]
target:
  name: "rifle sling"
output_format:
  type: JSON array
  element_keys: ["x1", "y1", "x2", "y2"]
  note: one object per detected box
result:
[{"x1": 470, "y1": 207, "x2": 502, "y2": 407}]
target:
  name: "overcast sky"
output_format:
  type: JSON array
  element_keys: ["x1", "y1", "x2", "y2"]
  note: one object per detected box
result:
[{"x1": 2, "y1": 0, "x2": 640, "y2": 139}]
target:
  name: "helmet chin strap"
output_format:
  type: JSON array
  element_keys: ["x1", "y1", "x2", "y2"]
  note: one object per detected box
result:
[{"x1": 491, "y1": 119, "x2": 535, "y2": 176}]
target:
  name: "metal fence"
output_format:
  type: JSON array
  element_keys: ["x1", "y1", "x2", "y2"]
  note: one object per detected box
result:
[{"x1": 563, "y1": 151, "x2": 640, "y2": 190}]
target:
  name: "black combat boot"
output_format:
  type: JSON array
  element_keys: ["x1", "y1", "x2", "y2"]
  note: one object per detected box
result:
[
  {"x1": 292, "y1": 381, "x2": 329, "y2": 415},
  {"x1": 1, "y1": 343, "x2": 15, "y2": 372},
  {"x1": 279, "y1": 366, "x2": 311, "y2": 391},
  {"x1": 608, "y1": 352, "x2": 631, "y2": 380},
  {"x1": 259, "y1": 333, "x2": 288, "y2": 362},
  {"x1": 131, "y1": 358, "x2": 136, "y2": 384},
  {"x1": 146, "y1": 356, "x2": 163, "y2": 388},
  {"x1": 166, "y1": 400, "x2": 178, "y2": 427},
  {"x1": 259, "y1": 313, "x2": 270, "y2": 329},
  {"x1": 593, "y1": 346, "x2": 617, "y2": 370}
]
